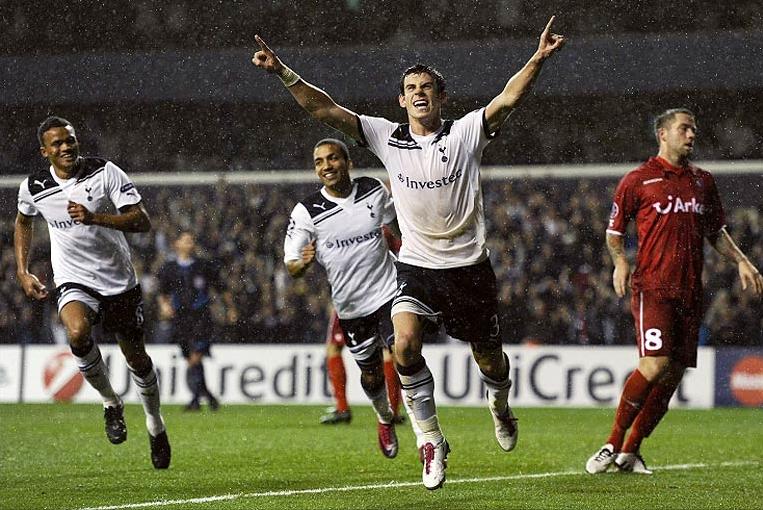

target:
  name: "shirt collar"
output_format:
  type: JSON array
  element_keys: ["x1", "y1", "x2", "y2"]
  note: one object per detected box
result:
[{"x1": 654, "y1": 156, "x2": 691, "y2": 176}]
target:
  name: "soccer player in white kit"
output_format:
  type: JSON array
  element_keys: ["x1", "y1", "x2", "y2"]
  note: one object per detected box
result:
[
  {"x1": 14, "y1": 116, "x2": 170, "y2": 469},
  {"x1": 284, "y1": 138, "x2": 414, "y2": 459},
  {"x1": 255, "y1": 18, "x2": 565, "y2": 489}
]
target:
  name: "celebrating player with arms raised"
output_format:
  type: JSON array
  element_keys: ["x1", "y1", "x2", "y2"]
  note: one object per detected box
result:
[
  {"x1": 586, "y1": 109, "x2": 763, "y2": 475},
  {"x1": 255, "y1": 17, "x2": 565, "y2": 489}
]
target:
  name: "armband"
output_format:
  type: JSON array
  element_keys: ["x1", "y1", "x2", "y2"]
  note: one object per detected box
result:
[{"x1": 278, "y1": 65, "x2": 301, "y2": 88}]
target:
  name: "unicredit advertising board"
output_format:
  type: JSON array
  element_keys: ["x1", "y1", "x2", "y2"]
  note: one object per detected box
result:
[{"x1": 0, "y1": 344, "x2": 738, "y2": 408}]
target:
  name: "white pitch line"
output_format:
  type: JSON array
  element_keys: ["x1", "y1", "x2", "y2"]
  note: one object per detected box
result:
[{"x1": 77, "y1": 460, "x2": 759, "y2": 510}]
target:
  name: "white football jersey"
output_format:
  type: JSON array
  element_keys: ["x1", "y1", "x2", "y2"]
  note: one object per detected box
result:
[
  {"x1": 358, "y1": 108, "x2": 495, "y2": 269},
  {"x1": 284, "y1": 176, "x2": 397, "y2": 319},
  {"x1": 17, "y1": 157, "x2": 141, "y2": 296}
]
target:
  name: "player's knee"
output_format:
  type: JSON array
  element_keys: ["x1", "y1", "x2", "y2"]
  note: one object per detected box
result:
[
  {"x1": 471, "y1": 343, "x2": 507, "y2": 380},
  {"x1": 638, "y1": 356, "x2": 670, "y2": 381},
  {"x1": 65, "y1": 320, "x2": 91, "y2": 346},
  {"x1": 359, "y1": 369, "x2": 385, "y2": 394},
  {"x1": 125, "y1": 352, "x2": 152, "y2": 376},
  {"x1": 393, "y1": 331, "x2": 422, "y2": 364}
]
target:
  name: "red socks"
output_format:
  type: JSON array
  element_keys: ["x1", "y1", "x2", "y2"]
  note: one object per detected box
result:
[
  {"x1": 607, "y1": 369, "x2": 653, "y2": 451},
  {"x1": 384, "y1": 358, "x2": 402, "y2": 417},
  {"x1": 622, "y1": 379, "x2": 679, "y2": 453},
  {"x1": 327, "y1": 355, "x2": 349, "y2": 412}
]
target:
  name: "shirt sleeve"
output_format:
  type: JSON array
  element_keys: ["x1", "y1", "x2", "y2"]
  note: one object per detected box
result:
[
  {"x1": 17, "y1": 179, "x2": 38, "y2": 216},
  {"x1": 607, "y1": 172, "x2": 638, "y2": 236},
  {"x1": 357, "y1": 115, "x2": 396, "y2": 159},
  {"x1": 454, "y1": 108, "x2": 494, "y2": 156},
  {"x1": 702, "y1": 173, "x2": 726, "y2": 236},
  {"x1": 105, "y1": 161, "x2": 142, "y2": 209},
  {"x1": 283, "y1": 203, "x2": 315, "y2": 263}
]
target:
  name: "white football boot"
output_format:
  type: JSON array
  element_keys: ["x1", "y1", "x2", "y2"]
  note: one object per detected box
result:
[
  {"x1": 615, "y1": 452, "x2": 653, "y2": 475},
  {"x1": 421, "y1": 438, "x2": 450, "y2": 490},
  {"x1": 585, "y1": 443, "x2": 616, "y2": 474}
]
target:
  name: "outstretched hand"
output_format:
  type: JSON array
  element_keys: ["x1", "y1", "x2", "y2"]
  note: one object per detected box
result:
[
  {"x1": 252, "y1": 34, "x2": 283, "y2": 74},
  {"x1": 537, "y1": 16, "x2": 566, "y2": 59}
]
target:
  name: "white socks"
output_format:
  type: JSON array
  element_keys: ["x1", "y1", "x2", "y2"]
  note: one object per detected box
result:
[
  {"x1": 128, "y1": 363, "x2": 165, "y2": 437},
  {"x1": 73, "y1": 342, "x2": 120, "y2": 408},
  {"x1": 398, "y1": 364, "x2": 443, "y2": 444},
  {"x1": 365, "y1": 384, "x2": 395, "y2": 424}
]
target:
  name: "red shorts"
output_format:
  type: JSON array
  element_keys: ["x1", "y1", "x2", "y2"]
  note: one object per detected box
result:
[
  {"x1": 325, "y1": 310, "x2": 346, "y2": 347},
  {"x1": 630, "y1": 290, "x2": 702, "y2": 368}
]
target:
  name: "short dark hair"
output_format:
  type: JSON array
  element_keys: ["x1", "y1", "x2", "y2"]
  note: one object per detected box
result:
[
  {"x1": 313, "y1": 138, "x2": 350, "y2": 161},
  {"x1": 37, "y1": 116, "x2": 74, "y2": 146},
  {"x1": 399, "y1": 64, "x2": 446, "y2": 95},
  {"x1": 653, "y1": 108, "x2": 695, "y2": 141}
]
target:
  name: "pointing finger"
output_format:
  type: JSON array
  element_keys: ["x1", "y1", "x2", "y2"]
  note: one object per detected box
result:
[
  {"x1": 543, "y1": 15, "x2": 556, "y2": 35},
  {"x1": 254, "y1": 34, "x2": 272, "y2": 53}
]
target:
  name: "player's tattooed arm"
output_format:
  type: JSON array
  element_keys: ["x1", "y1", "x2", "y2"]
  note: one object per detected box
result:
[
  {"x1": 14, "y1": 212, "x2": 49, "y2": 300},
  {"x1": 67, "y1": 202, "x2": 151, "y2": 233},
  {"x1": 252, "y1": 35, "x2": 360, "y2": 140},
  {"x1": 708, "y1": 227, "x2": 763, "y2": 296},
  {"x1": 606, "y1": 232, "x2": 631, "y2": 298}
]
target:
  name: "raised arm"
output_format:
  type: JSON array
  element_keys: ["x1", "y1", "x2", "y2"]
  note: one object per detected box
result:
[
  {"x1": 484, "y1": 16, "x2": 566, "y2": 134},
  {"x1": 252, "y1": 35, "x2": 361, "y2": 140},
  {"x1": 14, "y1": 212, "x2": 49, "y2": 300},
  {"x1": 707, "y1": 227, "x2": 763, "y2": 296},
  {"x1": 606, "y1": 232, "x2": 631, "y2": 298}
]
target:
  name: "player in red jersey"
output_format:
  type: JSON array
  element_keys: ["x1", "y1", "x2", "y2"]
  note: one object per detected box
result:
[
  {"x1": 320, "y1": 226, "x2": 404, "y2": 425},
  {"x1": 586, "y1": 108, "x2": 763, "y2": 475}
]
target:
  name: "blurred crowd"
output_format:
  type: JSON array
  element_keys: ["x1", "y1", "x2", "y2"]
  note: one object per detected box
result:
[
  {"x1": 1, "y1": 176, "x2": 760, "y2": 347},
  {"x1": 2, "y1": 0, "x2": 760, "y2": 55},
  {"x1": 1, "y1": 91, "x2": 762, "y2": 177}
]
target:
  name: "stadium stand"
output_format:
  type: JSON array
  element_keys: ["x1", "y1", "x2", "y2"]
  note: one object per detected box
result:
[
  {"x1": 1, "y1": 172, "x2": 760, "y2": 346},
  {"x1": 1, "y1": 1, "x2": 760, "y2": 346}
]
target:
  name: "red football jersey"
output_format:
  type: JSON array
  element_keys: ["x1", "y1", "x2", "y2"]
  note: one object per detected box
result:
[{"x1": 607, "y1": 156, "x2": 726, "y2": 297}]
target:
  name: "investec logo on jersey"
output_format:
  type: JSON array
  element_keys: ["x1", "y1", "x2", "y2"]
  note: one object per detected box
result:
[
  {"x1": 652, "y1": 195, "x2": 705, "y2": 215},
  {"x1": 48, "y1": 218, "x2": 82, "y2": 229},
  {"x1": 397, "y1": 169, "x2": 463, "y2": 190},
  {"x1": 325, "y1": 229, "x2": 381, "y2": 249}
]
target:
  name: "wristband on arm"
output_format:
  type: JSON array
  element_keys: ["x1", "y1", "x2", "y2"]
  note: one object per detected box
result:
[{"x1": 278, "y1": 65, "x2": 301, "y2": 87}]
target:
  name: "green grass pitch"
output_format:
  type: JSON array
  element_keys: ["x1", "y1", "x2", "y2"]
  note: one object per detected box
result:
[{"x1": 1, "y1": 404, "x2": 761, "y2": 510}]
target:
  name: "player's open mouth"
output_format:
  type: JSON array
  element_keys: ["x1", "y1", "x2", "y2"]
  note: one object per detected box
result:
[{"x1": 413, "y1": 100, "x2": 428, "y2": 111}]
